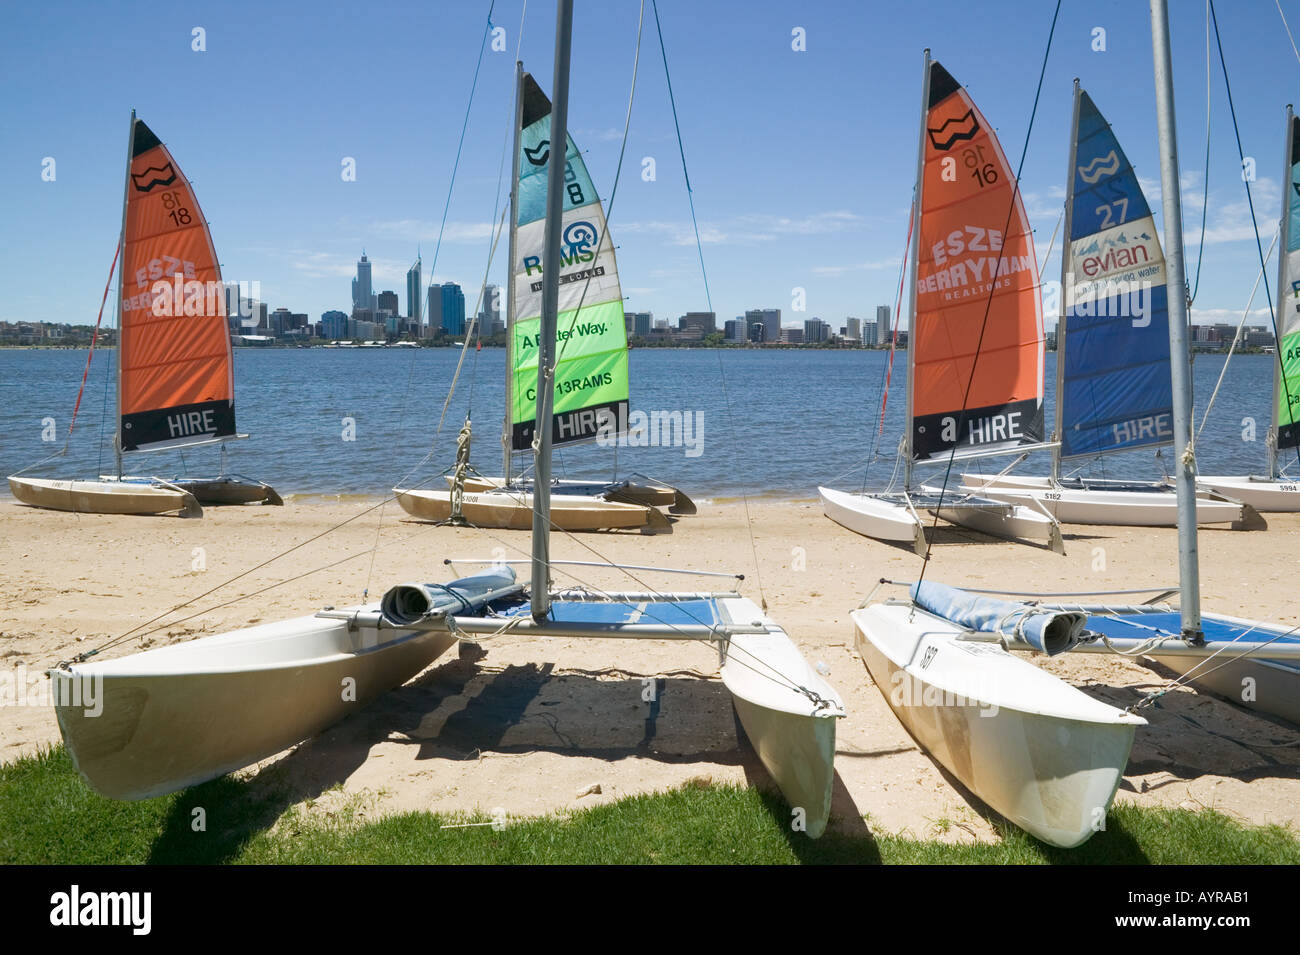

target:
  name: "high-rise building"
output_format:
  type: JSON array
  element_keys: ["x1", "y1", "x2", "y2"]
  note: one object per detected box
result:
[
  {"x1": 269, "y1": 307, "x2": 292, "y2": 336},
  {"x1": 478, "y1": 284, "x2": 501, "y2": 334},
  {"x1": 321, "y1": 310, "x2": 348, "y2": 339},
  {"x1": 846, "y1": 317, "x2": 862, "y2": 341},
  {"x1": 352, "y1": 253, "x2": 373, "y2": 315},
  {"x1": 377, "y1": 290, "x2": 399, "y2": 319},
  {"x1": 876, "y1": 305, "x2": 891, "y2": 346},
  {"x1": 623, "y1": 311, "x2": 652, "y2": 338},
  {"x1": 748, "y1": 321, "x2": 765, "y2": 343},
  {"x1": 440, "y1": 282, "x2": 466, "y2": 336},
  {"x1": 724, "y1": 318, "x2": 746, "y2": 342},
  {"x1": 746, "y1": 308, "x2": 781, "y2": 345},
  {"x1": 426, "y1": 286, "x2": 442, "y2": 335},
  {"x1": 406, "y1": 255, "x2": 422, "y2": 330},
  {"x1": 804, "y1": 318, "x2": 829, "y2": 343},
  {"x1": 678, "y1": 311, "x2": 716, "y2": 336}
]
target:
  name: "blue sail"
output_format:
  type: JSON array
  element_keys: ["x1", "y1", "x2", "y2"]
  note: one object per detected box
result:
[{"x1": 1058, "y1": 90, "x2": 1172, "y2": 460}]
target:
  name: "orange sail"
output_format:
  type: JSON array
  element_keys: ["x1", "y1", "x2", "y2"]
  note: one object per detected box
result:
[
  {"x1": 910, "y1": 61, "x2": 1044, "y2": 460},
  {"x1": 117, "y1": 114, "x2": 235, "y2": 453}
]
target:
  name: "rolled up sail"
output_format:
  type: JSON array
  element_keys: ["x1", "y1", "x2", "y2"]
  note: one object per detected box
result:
[
  {"x1": 911, "y1": 61, "x2": 1045, "y2": 461},
  {"x1": 510, "y1": 73, "x2": 629, "y2": 451},
  {"x1": 1058, "y1": 89, "x2": 1172, "y2": 460},
  {"x1": 910, "y1": 581, "x2": 1087, "y2": 656},
  {"x1": 118, "y1": 115, "x2": 235, "y2": 453},
  {"x1": 1276, "y1": 113, "x2": 1300, "y2": 452}
]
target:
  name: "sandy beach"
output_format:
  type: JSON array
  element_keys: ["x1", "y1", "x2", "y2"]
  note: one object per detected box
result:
[{"x1": 1, "y1": 494, "x2": 1297, "y2": 844}]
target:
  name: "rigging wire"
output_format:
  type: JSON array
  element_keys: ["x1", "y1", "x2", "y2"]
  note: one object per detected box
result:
[
  {"x1": 362, "y1": 0, "x2": 503, "y2": 599},
  {"x1": 1208, "y1": 0, "x2": 1300, "y2": 473},
  {"x1": 1188, "y1": 0, "x2": 1212, "y2": 303},
  {"x1": 1278, "y1": 0, "x2": 1300, "y2": 66},
  {"x1": 648, "y1": 0, "x2": 768, "y2": 610},
  {"x1": 915, "y1": 0, "x2": 1063, "y2": 593},
  {"x1": 1195, "y1": 224, "x2": 1279, "y2": 445}
]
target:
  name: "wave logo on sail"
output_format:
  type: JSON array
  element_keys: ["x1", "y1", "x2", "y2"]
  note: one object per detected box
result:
[
  {"x1": 524, "y1": 140, "x2": 551, "y2": 166},
  {"x1": 563, "y1": 220, "x2": 599, "y2": 255},
  {"x1": 927, "y1": 109, "x2": 980, "y2": 151},
  {"x1": 1077, "y1": 150, "x2": 1120, "y2": 184},
  {"x1": 131, "y1": 162, "x2": 177, "y2": 193}
]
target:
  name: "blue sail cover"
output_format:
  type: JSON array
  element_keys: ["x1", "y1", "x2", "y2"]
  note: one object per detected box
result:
[
  {"x1": 910, "y1": 581, "x2": 1086, "y2": 655},
  {"x1": 1059, "y1": 91, "x2": 1173, "y2": 460}
]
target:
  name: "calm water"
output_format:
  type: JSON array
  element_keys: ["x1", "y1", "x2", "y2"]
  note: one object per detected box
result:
[{"x1": 0, "y1": 347, "x2": 1283, "y2": 499}]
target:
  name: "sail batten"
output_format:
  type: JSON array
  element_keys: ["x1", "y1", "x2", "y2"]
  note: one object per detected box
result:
[
  {"x1": 509, "y1": 73, "x2": 629, "y2": 452},
  {"x1": 909, "y1": 60, "x2": 1045, "y2": 463},
  {"x1": 118, "y1": 116, "x2": 234, "y2": 454},
  {"x1": 1058, "y1": 90, "x2": 1172, "y2": 462}
]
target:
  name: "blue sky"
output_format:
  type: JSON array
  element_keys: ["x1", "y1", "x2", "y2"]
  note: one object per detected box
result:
[{"x1": 2, "y1": 0, "x2": 1297, "y2": 331}]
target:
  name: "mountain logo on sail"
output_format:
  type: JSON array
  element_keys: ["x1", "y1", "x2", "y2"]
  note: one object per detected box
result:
[
  {"x1": 131, "y1": 163, "x2": 177, "y2": 193},
  {"x1": 927, "y1": 110, "x2": 980, "y2": 151},
  {"x1": 524, "y1": 140, "x2": 551, "y2": 166},
  {"x1": 1077, "y1": 150, "x2": 1120, "y2": 184}
]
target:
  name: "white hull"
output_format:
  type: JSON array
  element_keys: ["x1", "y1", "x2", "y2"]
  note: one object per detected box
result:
[
  {"x1": 51, "y1": 609, "x2": 457, "y2": 800},
  {"x1": 819, "y1": 485, "x2": 1063, "y2": 553},
  {"x1": 394, "y1": 487, "x2": 669, "y2": 533},
  {"x1": 458, "y1": 475, "x2": 695, "y2": 514},
  {"x1": 716, "y1": 596, "x2": 845, "y2": 838},
  {"x1": 1192, "y1": 475, "x2": 1300, "y2": 513},
  {"x1": 919, "y1": 484, "x2": 1064, "y2": 553},
  {"x1": 958, "y1": 473, "x2": 1258, "y2": 527},
  {"x1": 851, "y1": 601, "x2": 1143, "y2": 848},
  {"x1": 8, "y1": 476, "x2": 201, "y2": 517},
  {"x1": 819, "y1": 486, "x2": 925, "y2": 554}
]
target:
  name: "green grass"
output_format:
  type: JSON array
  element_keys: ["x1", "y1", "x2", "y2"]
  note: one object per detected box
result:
[{"x1": 3, "y1": 746, "x2": 1297, "y2": 864}]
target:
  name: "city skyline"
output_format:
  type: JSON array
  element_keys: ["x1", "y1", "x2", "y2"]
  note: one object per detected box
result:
[{"x1": 4, "y1": 2, "x2": 1294, "y2": 336}]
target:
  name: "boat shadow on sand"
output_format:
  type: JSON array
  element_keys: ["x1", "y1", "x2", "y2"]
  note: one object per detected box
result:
[{"x1": 144, "y1": 650, "x2": 857, "y2": 863}]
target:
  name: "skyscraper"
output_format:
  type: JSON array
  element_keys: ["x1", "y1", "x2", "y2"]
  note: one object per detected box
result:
[
  {"x1": 876, "y1": 305, "x2": 891, "y2": 346},
  {"x1": 746, "y1": 308, "x2": 781, "y2": 345},
  {"x1": 406, "y1": 255, "x2": 422, "y2": 331},
  {"x1": 846, "y1": 317, "x2": 862, "y2": 341},
  {"x1": 427, "y1": 285, "x2": 442, "y2": 335},
  {"x1": 377, "y1": 290, "x2": 399, "y2": 318},
  {"x1": 352, "y1": 253, "x2": 373, "y2": 316},
  {"x1": 478, "y1": 283, "x2": 501, "y2": 334},
  {"x1": 440, "y1": 282, "x2": 466, "y2": 336},
  {"x1": 804, "y1": 318, "x2": 829, "y2": 343},
  {"x1": 321, "y1": 309, "x2": 348, "y2": 340}
]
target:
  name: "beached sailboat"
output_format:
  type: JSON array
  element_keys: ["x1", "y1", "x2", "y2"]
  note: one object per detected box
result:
[
  {"x1": 957, "y1": 85, "x2": 1256, "y2": 529},
  {"x1": 397, "y1": 68, "x2": 687, "y2": 530},
  {"x1": 52, "y1": 2, "x2": 845, "y2": 837},
  {"x1": 818, "y1": 58, "x2": 1063, "y2": 554},
  {"x1": 853, "y1": 10, "x2": 1299, "y2": 849},
  {"x1": 7, "y1": 113, "x2": 279, "y2": 515},
  {"x1": 1196, "y1": 106, "x2": 1300, "y2": 511},
  {"x1": 846, "y1": 54, "x2": 1142, "y2": 850}
]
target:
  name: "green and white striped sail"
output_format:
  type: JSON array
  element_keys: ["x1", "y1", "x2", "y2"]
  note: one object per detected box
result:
[
  {"x1": 1278, "y1": 113, "x2": 1300, "y2": 452},
  {"x1": 509, "y1": 72, "x2": 628, "y2": 451}
]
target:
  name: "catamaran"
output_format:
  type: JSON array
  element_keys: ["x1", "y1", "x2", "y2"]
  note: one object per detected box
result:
[
  {"x1": 819, "y1": 58, "x2": 1064, "y2": 555},
  {"x1": 854, "y1": 7, "x2": 1300, "y2": 849},
  {"x1": 51, "y1": 1, "x2": 845, "y2": 837},
  {"x1": 397, "y1": 69, "x2": 689, "y2": 531},
  {"x1": 957, "y1": 85, "x2": 1257, "y2": 529},
  {"x1": 7, "y1": 113, "x2": 280, "y2": 515},
  {"x1": 1195, "y1": 106, "x2": 1300, "y2": 511}
]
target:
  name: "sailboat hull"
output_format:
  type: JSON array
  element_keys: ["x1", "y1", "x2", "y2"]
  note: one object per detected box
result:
[
  {"x1": 8, "y1": 476, "x2": 201, "y2": 517},
  {"x1": 716, "y1": 596, "x2": 844, "y2": 838},
  {"x1": 51, "y1": 611, "x2": 457, "y2": 800},
  {"x1": 958, "y1": 473, "x2": 1258, "y2": 527},
  {"x1": 852, "y1": 601, "x2": 1143, "y2": 848},
  {"x1": 394, "y1": 487, "x2": 669, "y2": 532},
  {"x1": 456, "y1": 475, "x2": 693, "y2": 513},
  {"x1": 108, "y1": 474, "x2": 282, "y2": 506},
  {"x1": 819, "y1": 486, "x2": 926, "y2": 554},
  {"x1": 1190, "y1": 476, "x2": 1300, "y2": 512}
]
